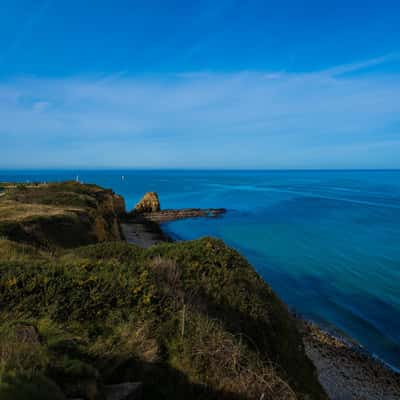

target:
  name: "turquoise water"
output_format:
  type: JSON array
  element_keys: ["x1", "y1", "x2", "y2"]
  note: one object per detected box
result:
[{"x1": 1, "y1": 170, "x2": 400, "y2": 369}]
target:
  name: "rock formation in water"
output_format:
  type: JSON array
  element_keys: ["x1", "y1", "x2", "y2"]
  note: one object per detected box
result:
[
  {"x1": 134, "y1": 192, "x2": 161, "y2": 213},
  {"x1": 139, "y1": 208, "x2": 226, "y2": 222},
  {"x1": 130, "y1": 191, "x2": 225, "y2": 223}
]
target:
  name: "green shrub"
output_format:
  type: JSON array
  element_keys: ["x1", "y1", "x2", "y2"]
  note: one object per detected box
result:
[{"x1": 0, "y1": 230, "x2": 326, "y2": 399}]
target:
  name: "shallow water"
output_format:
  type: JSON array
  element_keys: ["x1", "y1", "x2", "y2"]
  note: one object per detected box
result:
[{"x1": 1, "y1": 169, "x2": 399, "y2": 369}]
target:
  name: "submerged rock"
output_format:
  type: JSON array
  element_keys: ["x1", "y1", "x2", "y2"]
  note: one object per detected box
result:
[{"x1": 134, "y1": 192, "x2": 161, "y2": 213}]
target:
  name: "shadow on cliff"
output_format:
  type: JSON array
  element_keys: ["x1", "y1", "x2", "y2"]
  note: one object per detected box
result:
[
  {"x1": 103, "y1": 358, "x2": 247, "y2": 400},
  {"x1": 122, "y1": 213, "x2": 173, "y2": 242},
  {"x1": 96, "y1": 288, "x2": 326, "y2": 400},
  {"x1": 182, "y1": 286, "x2": 327, "y2": 400}
]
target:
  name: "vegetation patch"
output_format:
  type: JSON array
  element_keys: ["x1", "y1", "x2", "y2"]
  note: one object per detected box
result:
[{"x1": 0, "y1": 182, "x2": 326, "y2": 399}]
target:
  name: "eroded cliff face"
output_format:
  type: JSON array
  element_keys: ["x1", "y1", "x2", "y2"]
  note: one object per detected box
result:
[{"x1": 0, "y1": 182, "x2": 126, "y2": 248}]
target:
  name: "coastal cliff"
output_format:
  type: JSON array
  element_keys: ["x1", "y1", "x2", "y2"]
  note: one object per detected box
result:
[
  {"x1": 0, "y1": 182, "x2": 328, "y2": 399},
  {"x1": 0, "y1": 182, "x2": 125, "y2": 248}
]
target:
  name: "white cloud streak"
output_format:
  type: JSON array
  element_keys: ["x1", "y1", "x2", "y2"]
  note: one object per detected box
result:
[{"x1": 1, "y1": 57, "x2": 400, "y2": 168}]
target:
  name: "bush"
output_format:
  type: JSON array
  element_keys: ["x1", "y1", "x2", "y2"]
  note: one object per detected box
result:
[{"x1": 0, "y1": 238, "x2": 326, "y2": 399}]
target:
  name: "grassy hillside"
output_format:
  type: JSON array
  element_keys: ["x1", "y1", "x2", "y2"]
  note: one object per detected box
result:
[
  {"x1": 0, "y1": 183, "x2": 326, "y2": 400},
  {"x1": 0, "y1": 182, "x2": 125, "y2": 248}
]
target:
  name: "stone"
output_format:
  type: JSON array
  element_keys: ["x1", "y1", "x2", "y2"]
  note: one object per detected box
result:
[
  {"x1": 134, "y1": 192, "x2": 160, "y2": 213},
  {"x1": 104, "y1": 382, "x2": 142, "y2": 400}
]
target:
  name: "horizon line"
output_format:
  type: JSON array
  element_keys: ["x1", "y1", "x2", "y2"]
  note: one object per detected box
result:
[{"x1": 1, "y1": 167, "x2": 399, "y2": 172}]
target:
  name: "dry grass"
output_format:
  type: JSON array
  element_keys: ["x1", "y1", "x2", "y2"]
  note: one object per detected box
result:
[
  {"x1": 0, "y1": 200, "x2": 80, "y2": 222},
  {"x1": 0, "y1": 323, "x2": 49, "y2": 379},
  {"x1": 89, "y1": 319, "x2": 160, "y2": 365},
  {"x1": 0, "y1": 239, "x2": 41, "y2": 261},
  {"x1": 174, "y1": 310, "x2": 297, "y2": 400},
  {"x1": 150, "y1": 256, "x2": 182, "y2": 288}
]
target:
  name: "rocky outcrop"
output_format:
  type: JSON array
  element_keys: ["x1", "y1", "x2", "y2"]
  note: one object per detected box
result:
[
  {"x1": 139, "y1": 208, "x2": 226, "y2": 222},
  {"x1": 123, "y1": 193, "x2": 226, "y2": 247},
  {"x1": 112, "y1": 193, "x2": 126, "y2": 217},
  {"x1": 134, "y1": 192, "x2": 160, "y2": 213},
  {"x1": 130, "y1": 192, "x2": 225, "y2": 223}
]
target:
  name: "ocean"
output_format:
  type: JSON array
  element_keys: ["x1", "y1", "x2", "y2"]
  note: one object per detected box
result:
[{"x1": 1, "y1": 169, "x2": 399, "y2": 370}]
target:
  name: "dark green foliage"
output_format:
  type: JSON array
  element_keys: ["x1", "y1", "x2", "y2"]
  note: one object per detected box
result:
[{"x1": 0, "y1": 238, "x2": 326, "y2": 399}]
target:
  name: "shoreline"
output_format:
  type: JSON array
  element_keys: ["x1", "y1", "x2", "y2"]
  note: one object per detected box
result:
[
  {"x1": 300, "y1": 320, "x2": 400, "y2": 400},
  {"x1": 121, "y1": 213, "x2": 400, "y2": 399},
  {"x1": 302, "y1": 317, "x2": 400, "y2": 374}
]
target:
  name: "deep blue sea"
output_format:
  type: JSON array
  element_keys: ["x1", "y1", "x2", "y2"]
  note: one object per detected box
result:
[{"x1": 1, "y1": 170, "x2": 399, "y2": 370}]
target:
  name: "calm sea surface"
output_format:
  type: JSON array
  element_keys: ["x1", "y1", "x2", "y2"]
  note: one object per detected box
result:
[{"x1": 1, "y1": 170, "x2": 399, "y2": 369}]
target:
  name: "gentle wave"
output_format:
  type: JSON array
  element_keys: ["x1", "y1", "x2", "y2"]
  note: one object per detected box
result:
[{"x1": 206, "y1": 182, "x2": 400, "y2": 209}]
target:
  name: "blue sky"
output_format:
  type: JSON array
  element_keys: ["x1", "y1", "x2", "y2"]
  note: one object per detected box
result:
[{"x1": 1, "y1": 0, "x2": 400, "y2": 168}]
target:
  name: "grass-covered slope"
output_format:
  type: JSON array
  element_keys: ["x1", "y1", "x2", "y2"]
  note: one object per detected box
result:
[
  {"x1": 0, "y1": 182, "x2": 125, "y2": 248},
  {"x1": 0, "y1": 182, "x2": 327, "y2": 399}
]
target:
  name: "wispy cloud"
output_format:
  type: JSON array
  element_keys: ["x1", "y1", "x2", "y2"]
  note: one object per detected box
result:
[
  {"x1": 1, "y1": 56, "x2": 400, "y2": 168},
  {"x1": 320, "y1": 53, "x2": 400, "y2": 77}
]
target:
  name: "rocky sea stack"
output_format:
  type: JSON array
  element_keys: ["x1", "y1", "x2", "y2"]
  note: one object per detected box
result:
[
  {"x1": 129, "y1": 191, "x2": 226, "y2": 224},
  {"x1": 134, "y1": 192, "x2": 161, "y2": 213}
]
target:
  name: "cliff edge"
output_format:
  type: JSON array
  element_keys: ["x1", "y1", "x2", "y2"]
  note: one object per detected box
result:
[
  {"x1": 0, "y1": 182, "x2": 327, "y2": 400},
  {"x1": 0, "y1": 181, "x2": 125, "y2": 248}
]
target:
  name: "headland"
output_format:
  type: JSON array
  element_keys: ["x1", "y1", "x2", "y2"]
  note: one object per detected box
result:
[{"x1": 0, "y1": 181, "x2": 398, "y2": 400}]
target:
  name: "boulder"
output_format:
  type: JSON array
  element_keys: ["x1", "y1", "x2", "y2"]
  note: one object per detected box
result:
[{"x1": 134, "y1": 192, "x2": 160, "y2": 213}]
